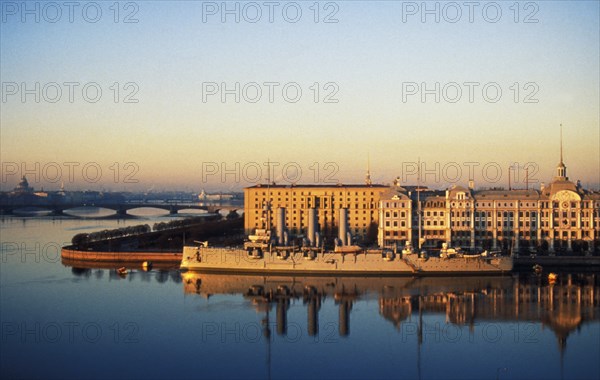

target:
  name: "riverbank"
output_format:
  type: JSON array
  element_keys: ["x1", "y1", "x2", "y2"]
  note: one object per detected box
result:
[
  {"x1": 61, "y1": 246, "x2": 181, "y2": 263},
  {"x1": 61, "y1": 217, "x2": 243, "y2": 265},
  {"x1": 514, "y1": 255, "x2": 600, "y2": 267}
]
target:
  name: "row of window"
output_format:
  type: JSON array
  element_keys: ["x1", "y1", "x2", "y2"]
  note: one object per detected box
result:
[
  {"x1": 380, "y1": 201, "x2": 600, "y2": 209},
  {"x1": 379, "y1": 220, "x2": 600, "y2": 230},
  {"x1": 257, "y1": 191, "x2": 377, "y2": 196}
]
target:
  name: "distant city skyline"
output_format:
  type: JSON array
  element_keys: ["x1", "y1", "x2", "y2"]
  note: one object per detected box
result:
[
  {"x1": 1, "y1": 2, "x2": 598, "y2": 192},
  {"x1": 2, "y1": 146, "x2": 598, "y2": 193}
]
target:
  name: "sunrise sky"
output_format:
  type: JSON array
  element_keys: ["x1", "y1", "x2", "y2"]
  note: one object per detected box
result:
[{"x1": 1, "y1": 1, "x2": 599, "y2": 192}]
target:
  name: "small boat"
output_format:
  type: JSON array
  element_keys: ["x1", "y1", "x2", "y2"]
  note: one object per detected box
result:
[
  {"x1": 142, "y1": 261, "x2": 153, "y2": 271},
  {"x1": 548, "y1": 272, "x2": 558, "y2": 284},
  {"x1": 116, "y1": 267, "x2": 128, "y2": 276},
  {"x1": 533, "y1": 264, "x2": 543, "y2": 275}
]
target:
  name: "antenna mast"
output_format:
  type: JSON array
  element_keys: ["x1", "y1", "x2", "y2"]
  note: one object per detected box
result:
[
  {"x1": 265, "y1": 158, "x2": 272, "y2": 230},
  {"x1": 365, "y1": 153, "x2": 372, "y2": 186},
  {"x1": 417, "y1": 158, "x2": 422, "y2": 251}
]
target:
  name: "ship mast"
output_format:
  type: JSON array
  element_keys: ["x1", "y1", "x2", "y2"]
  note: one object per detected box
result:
[
  {"x1": 365, "y1": 153, "x2": 372, "y2": 186},
  {"x1": 266, "y1": 158, "x2": 272, "y2": 231},
  {"x1": 417, "y1": 158, "x2": 422, "y2": 251}
]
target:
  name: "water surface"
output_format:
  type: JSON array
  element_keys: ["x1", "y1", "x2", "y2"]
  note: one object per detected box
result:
[{"x1": 1, "y1": 215, "x2": 599, "y2": 379}]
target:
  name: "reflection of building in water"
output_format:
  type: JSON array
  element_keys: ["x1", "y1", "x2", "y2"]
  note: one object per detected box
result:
[
  {"x1": 379, "y1": 297, "x2": 413, "y2": 329},
  {"x1": 182, "y1": 273, "x2": 599, "y2": 352},
  {"x1": 378, "y1": 274, "x2": 599, "y2": 351}
]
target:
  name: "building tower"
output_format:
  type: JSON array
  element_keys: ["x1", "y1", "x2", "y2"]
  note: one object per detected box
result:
[{"x1": 556, "y1": 123, "x2": 567, "y2": 180}]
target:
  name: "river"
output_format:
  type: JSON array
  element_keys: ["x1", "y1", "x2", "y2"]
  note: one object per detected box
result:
[{"x1": 1, "y1": 212, "x2": 599, "y2": 379}]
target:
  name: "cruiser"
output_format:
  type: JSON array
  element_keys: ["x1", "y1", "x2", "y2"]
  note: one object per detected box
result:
[{"x1": 180, "y1": 203, "x2": 512, "y2": 275}]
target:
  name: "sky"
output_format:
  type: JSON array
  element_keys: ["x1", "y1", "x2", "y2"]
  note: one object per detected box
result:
[{"x1": 1, "y1": 1, "x2": 599, "y2": 192}]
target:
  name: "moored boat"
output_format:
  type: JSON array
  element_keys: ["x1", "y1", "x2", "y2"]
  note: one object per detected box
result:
[
  {"x1": 180, "y1": 197, "x2": 512, "y2": 275},
  {"x1": 180, "y1": 230, "x2": 512, "y2": 275}
]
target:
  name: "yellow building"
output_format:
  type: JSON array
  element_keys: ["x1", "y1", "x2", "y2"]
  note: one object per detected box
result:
[
  {"x1": 378, "y1": 158, "x2": 600, "y2": 253},
  {"x1": 244, "y1": 183, "x2": 388, "y2": 243}
]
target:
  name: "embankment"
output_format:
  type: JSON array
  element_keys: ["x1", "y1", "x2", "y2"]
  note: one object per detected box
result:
[{"x1": 61, "y1": 246, "x2": 181, "y2": 263}]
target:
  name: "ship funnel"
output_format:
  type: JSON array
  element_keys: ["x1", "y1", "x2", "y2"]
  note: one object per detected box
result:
[
  {"x1": 338, "y1": 208, "x2": 349, "y2": 246},
  {"x1": 276, "y1": 207, "x2": 286, "y2": 245},
  {"x1": 308, "y1": 208, "x2": 318, "y2": 246}
]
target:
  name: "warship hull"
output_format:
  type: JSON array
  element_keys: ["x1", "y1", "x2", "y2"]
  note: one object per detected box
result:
[{"x1": 180, "y1": 246, "x2": 513, "y2": 276}]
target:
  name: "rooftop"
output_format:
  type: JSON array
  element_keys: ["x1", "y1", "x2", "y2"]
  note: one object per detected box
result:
[{"x1": 246, "y1": 183, "x2": 389, "y2": 189}]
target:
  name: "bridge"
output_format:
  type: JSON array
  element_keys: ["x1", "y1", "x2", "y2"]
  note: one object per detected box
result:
[{"x1": 0, "y1": 201, "x2": 241, "y2": 217}]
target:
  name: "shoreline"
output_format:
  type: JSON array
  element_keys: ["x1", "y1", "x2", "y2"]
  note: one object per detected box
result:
[
  {"x1": 61, "y1": 246, "x2": 182, "y2": 264},
  {"x1": 513, "y1": 255, "x2": 600, "y2": 267}
]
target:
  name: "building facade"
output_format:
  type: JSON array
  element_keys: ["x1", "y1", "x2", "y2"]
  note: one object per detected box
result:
[
  {"x1": 244, "y1": 184, "x2": 389, "y2": 243},
  {"x1": 379, "y1": 159, "x2": 600, "y2": 253}
]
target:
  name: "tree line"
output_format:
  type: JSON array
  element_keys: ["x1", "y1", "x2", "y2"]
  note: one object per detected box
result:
[{"x1": 71, "y1": 215, "x2": 221, "y2": 246}]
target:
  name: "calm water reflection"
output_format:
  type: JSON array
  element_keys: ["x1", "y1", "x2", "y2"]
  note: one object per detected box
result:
[{"x1": 1, "y1": 216, "x2": 599, "y2": 379}]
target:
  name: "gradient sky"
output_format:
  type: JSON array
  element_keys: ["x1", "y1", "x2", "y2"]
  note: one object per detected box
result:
[{"x1": 1, "y1": 1, "x2": 599, "y2": 192}]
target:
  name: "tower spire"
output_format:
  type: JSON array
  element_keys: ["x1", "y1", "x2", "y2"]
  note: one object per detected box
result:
[
  {"x1": 560, "y1": 123, "x2": 563, "y2": 164},
  {"x1": 556, "y1": 123, "x2": 567, "y2": 180}
]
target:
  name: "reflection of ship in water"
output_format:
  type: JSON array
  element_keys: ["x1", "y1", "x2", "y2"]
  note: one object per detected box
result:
[
  {"x1": 183, "y1": 273, "x2": 599, "y2": 351},
  {"x1": 183, "y1": 274, "x2": 381, "y2": 337}
]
